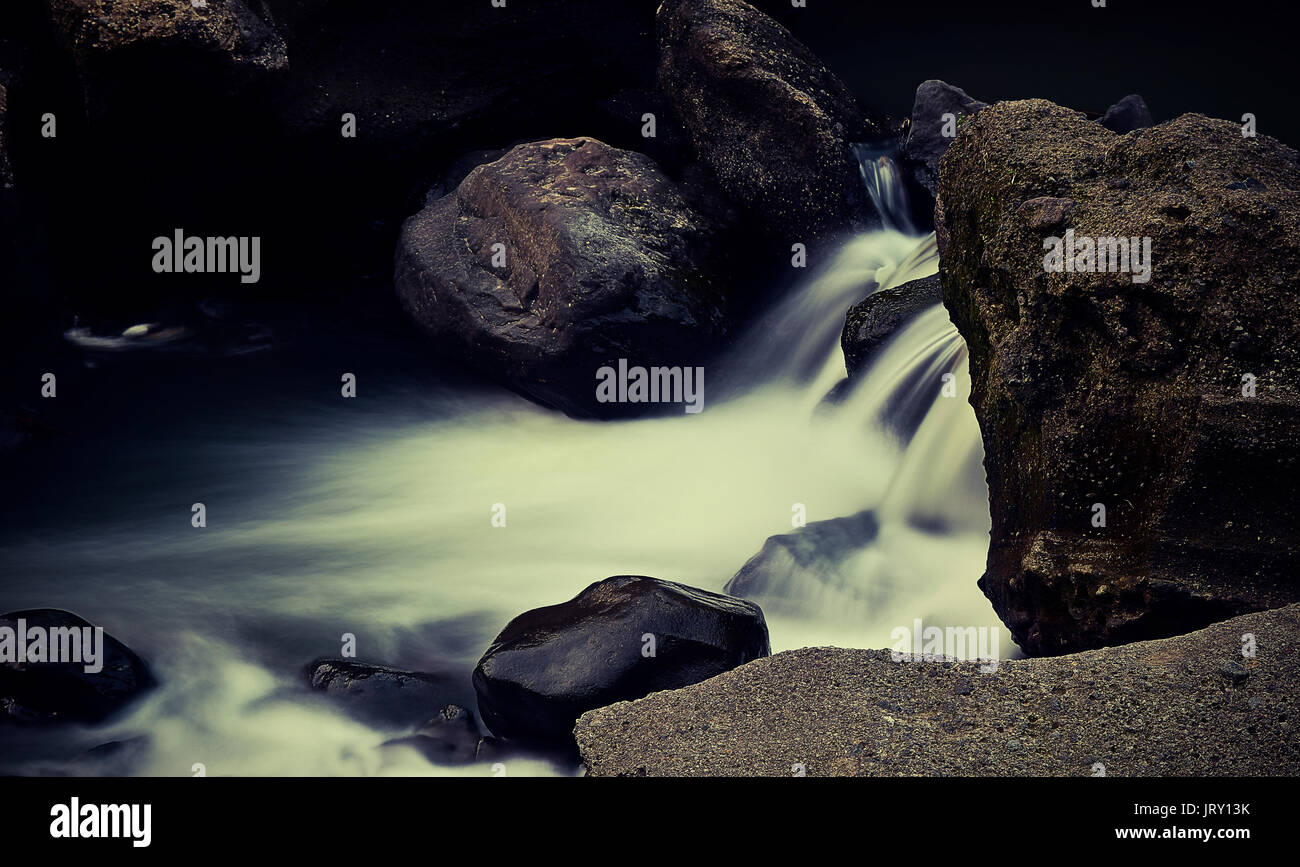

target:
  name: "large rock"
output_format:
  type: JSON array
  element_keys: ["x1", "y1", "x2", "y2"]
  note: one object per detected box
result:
[
  {"x1": 900, "y1": 79, "x2": 987, "y2": 198},
  {"x1": 0, "y1": 609, "x2": 154, "y2": 724},
  {"x1": 936, "y1": 100, "x2": 1300, "y2": 655},
  {"x1": 473, "y1": 576, "x2": 770, "y2": 744},
  {"x1": 656, "y1": 0, "x2": 888, "y2": 245},
  {"x1": 44, "y1": 0, "x2": 287, "y2": 113},
  {"x1": 576, "y1": 603, "x2": 1300, "y2": 776},
  {"x1": 395, "y1": 137, "x2": 731, "y2": 417},
  {"x1": 841, "y1": 274, "x2": 944, "y2": 377}
]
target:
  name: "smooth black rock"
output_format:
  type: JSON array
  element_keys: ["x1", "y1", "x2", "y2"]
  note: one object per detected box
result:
[
  {"x1": 473, "y1": 576, "x2": 770, "y2": 744},
  {"x1": 0, "y1": 609, "x2": 154, "y2": 725}
]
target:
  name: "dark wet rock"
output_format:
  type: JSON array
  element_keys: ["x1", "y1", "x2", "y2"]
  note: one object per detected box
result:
[
  {"x1": 44, "y1": 0, "x2": 288, "y2": 116},
  {"x1": 0, "y1": 609, "x2": 155, "y2": 725},
  {"x1": 724, "y1": 511, "x2": 879, "y2": 616},
  {"x1": 900, "y1": 80, "x2": 987, "y2": 198},
  {"x1": 577, "y1": 603, "x2": 1300, "y2": 776},
  {"x1": 841, "y1": 274, "x2": 944, "y2": 378},
  {"x1": 935, "y1": 100, "x2": 1300, "y2": 655},
  {"x1": 656, "y1": 0, "x2": 888, "y2": 245},
  {"x1": 473, "y1": 576, "x2": 770, "y2": 745},
  {"x1": 1098, "y1": 94, "x2": 1154, "y2": 134},
  {"x1": 305, "y1": 659, "x2": 461, "y2": 728},
  {"x1": 395, "y1": 137, "x2": 731, "y2": 418},
  {"x1": 382, "y1": 704, "x2": 482, "y2": 766}
]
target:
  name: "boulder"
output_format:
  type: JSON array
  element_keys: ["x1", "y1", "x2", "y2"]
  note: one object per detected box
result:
[
  {"x1": 841, "y1": 274, "x2": 944, "y2": 377},
  {"x1": 473, "y1": 576, "x2": 770, "y2": 744},
  {"x1": 900, "y1": 80, "x2": 987, "y2": 197},
  {"x1": 576, "y1": 602, "x2": 1300, "y2": 776},
  {"x1": 723, "y1": 511, "x2": 880, "y2": 615},
  {"x1": 1098, "y1": 94, "x2": 1154, "y2": 134},
  {"x1": 395, "y1": 137, "x2": 731, "y2": 417},
  {"x1": 656, "y1": 0, "x2": 888, "y2": 245},
  {"x1": 305, "y1": 659, "x2": 463, "y2": 728},
  {"x1": 0, "y1": 609, "x2": 154, "y2": 724},
  {"x1": 936, "y1": 100, "x2": 1300, "y2": 655}
]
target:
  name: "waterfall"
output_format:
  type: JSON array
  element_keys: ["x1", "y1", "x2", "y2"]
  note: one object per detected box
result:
[
  {"x1": 0, "y1": 149, "x2": 995, "y2": 778},
  {"x1": 719, "y1": 148, "x2": 991, "y2": 639}
]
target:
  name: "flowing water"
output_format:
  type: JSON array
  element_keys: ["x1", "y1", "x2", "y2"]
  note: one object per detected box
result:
[{"x1": 0, "y1": 152, "x2": 999, "y2": 776}]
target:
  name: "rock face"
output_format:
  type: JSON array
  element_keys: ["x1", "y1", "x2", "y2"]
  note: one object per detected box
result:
[
  {"x1": 1098, "y1": 94, "x2": 1154, "y2": 134},
  {"x1": 723, "y1": 511, "x2": 879, "y2": 616},
  {"x1": 576, "y1": 603, "x2": 1300, "y2": 776},
  {"x1": 900, "y1": 80, "x2": 987, "y2": 198},
  {"x1": 395, "y1": 137, "x2": 730, "y2": 417},
  {"x1": 44, "y1": 0, "x2": 287, "y2": 113},
  {"x1": 473, "y1": 576, "x2": 770, "y2": 744},
  {"x1": 936, "y1": 100, "x2": 1300, "y2": 655},
  {"x1": 656, "y1": 0, "x2": 887, "y2": 245},
  {"x1": 305, "y1": 659, "x2": 465, "y2": 728},
  {"x1": 0, "y1": 609, "x2": 154, "y2": 724},
  {"x1": 841, "y1": 274, "x2": 944, "y2": 377}
]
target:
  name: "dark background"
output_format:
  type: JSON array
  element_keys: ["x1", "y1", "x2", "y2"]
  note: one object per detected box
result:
[{"x1": 0, "y1": 0, "x2": 1294, "y2": 409}]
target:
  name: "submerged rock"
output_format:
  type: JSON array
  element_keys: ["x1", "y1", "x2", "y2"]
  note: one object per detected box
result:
[
  {"x1": 0, "y1": 609, "x2": 154, "y2": 725},
  {"x1": 900, "y1": 79, "x2": 988, "y2": 198},
  {"x1": 395, "y1": 137, "x2": 730, "y2": 417},
  {"x1": 576, "y1": 603, "x2": 1300, "y2": 776},
  {"x1": 724, "y1": 511, "x2": 880, "y2": 616},
  {"x1": 841, "y1": 274, "x2": 945, "y2": 378},
  {"x1": 936, "y1": 100, "x2": 1300, "y2": 654},
  {"x1": 305, "y1": 659, "x2": 463, "y2": 728},
  {"x1": 656, "y1": 0, "x2": 888, "y2": 245},
  {"x1": 473, "y1": 576, "x2": 770, "y2": 744}
]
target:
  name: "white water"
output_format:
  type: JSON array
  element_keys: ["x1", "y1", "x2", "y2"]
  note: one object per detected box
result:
[{"x1": 0, "y1": 156, "x2": 998, "y2": 777}]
